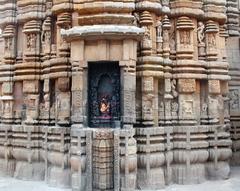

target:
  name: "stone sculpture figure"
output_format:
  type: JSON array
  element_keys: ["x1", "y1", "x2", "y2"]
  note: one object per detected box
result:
[
  {"x1": 171, "y1": 102, "x2": 179, "y2": 116},
  {"x1": 41, "y1": 31, "x2": 51, "y2": 45},
  {"x1": 27, "y1": 34, "x2": 37, "y2": 51},
  {"x1": 44, "y1": 94, "x2": 50, "y2": 109},
  {"x1": 197, "y1": 22, "x2": 205, "y2": 44},
  {"x1": 133, "y1": 12, "x2": 140, "y2": 26},
  {"x1": 180, "y1": 31, "x2": 190, "y2": 45},
  {"x1": 208, "y1": 33, "x2": 216, "y2": 47},
  {"x1": 143, "y1": 26, "x2": 151, "y2": 40},
  {"x1": 142, "y1": 26, "x2": 152, "y2": 52},
  {"x1": 156, "y1": 20, "x2": 162, "y2": 38},
  {"x1": 171, "y1": 79, "x2": 178, "y2": 98},
  {"x1": 229, "y1": 89, "x2": 240, "y2": 110},
  {"x1": 5, "y1": 38, "x2": 12, "y2": 52}
]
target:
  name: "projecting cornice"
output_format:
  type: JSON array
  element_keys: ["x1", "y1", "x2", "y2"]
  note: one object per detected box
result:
[{"x1": 61, "y1": 25, "x2": 145, "y2": 41}]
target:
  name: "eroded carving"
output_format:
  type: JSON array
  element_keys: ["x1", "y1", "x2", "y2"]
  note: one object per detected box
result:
[
  {"x1": 26, "y1": 33, "x2": 37, "y2": 51},
  {"x1": 197, "y1": 22, "x2": 205, "y2": 44}
]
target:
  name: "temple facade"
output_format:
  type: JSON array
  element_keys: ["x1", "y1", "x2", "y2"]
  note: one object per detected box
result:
[{"x1": 0, "y1": 0, "x2": 239, "y2": 190}]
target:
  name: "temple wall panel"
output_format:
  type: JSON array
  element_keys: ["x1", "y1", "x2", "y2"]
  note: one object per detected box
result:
[{"x1": 0, "y1": 0, "x2": 237, "y2": 190}]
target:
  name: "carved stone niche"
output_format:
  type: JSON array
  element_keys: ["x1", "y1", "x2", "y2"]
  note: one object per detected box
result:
[
  {"x1": 56, "y1": 12, "x2": 71, "y2": 57},
  {"x1": 23, "y1": 20, "x2": 41, "y2": 61},
  {"x1": 57, "y1": 77, "x2": 70, "y2": 92},
  {"x1": 140, "y1": 11, "x2": 153, "y2": 56},
  {"x1": 208, "y1": 95, "x2": 219, "y2": 122},
  {"x1": 2, "y1": 82, "x2": 13, "y2": 95},
  {"x1": 197, "y1": 21, "x2": 206, "y2": 60},
  {"x1": 162, "y1": 15, "x2": 171, "y2": 59},
  {"x1": 182, "y1": 100, "x2": 194, "y2": 118},
  {"x1": 208, "y1": 80, "x2": 221, "y2": 95},
  {"x1": 155, "y1": 16, "x2": 171, "y2": 58},
  {"x1": 22, "y1": 81, "x2": 40, "y2": 123},
  {"x1": 156, "y1": 18, "x2": 163, "y2": 56},
  {"x1": 0, "y1": 96, "x2": 13, "y2": 119},
  {"x1": 25, "y1": 94, "x2": 39, "y2": 123},
  {"x1": 55, "y1": 77, "x2": 70, "y2": 124},
  {"x1": 23, "y1": 81, "x2": 39, "y2": 94},
  {"x1": 56, "y1": 92, "x2": 71, "y2": 125},
  {"x1": 205, "y1": 20, "x2": 218, "y2": 61},
  {"x1": 229, "y1": 88, "x2": 240, "y2": 114},
  {"x1": 61, "y1": 22, "x2": 143, "y2": 128},
  {"x1": 178, "y1": 79, "x2": 196, "y2": 93},
  {"x1": 178, "y1": 79, "x2": 197, "y2": 123},
  {"x1": 176, "y1": 17, "x2": 194, "y2": 59},
  {"x1": 41, "y1": 17, "x2": 52, "y2": 55},
  {"x1": 2, "y1": 25, "x2": 15, "y2": 60}
]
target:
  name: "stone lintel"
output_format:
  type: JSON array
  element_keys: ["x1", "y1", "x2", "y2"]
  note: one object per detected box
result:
[{"x1": 61, "y1": 25, "x2": 144, "y2": 42}]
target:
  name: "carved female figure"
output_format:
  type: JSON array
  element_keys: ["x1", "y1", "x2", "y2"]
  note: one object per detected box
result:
[{"x1": 197, "y1": 22, "x2": 205, "y2": 44}]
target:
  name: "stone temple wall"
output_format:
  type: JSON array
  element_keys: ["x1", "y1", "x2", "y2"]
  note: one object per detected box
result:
[
  {"x1": 0, "y1": 0, "x2": 237, "y2": 190},
  {"x1": 227, "y1": 0, "x2": 240, "y2": 165}
]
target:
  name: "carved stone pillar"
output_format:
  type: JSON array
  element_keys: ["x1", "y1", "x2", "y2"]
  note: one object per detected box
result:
[
  {"x1": 226, "y1": 0, "x2": 239, "y2": 36},
  {"x1": 56, "y1": 77, "x2": 71, "y2": 125},
  {"x1": 136, "y1": 127, "x2": 168, "y2": 189},
  {"x1": 23, "y1": 81, "x2": 40, "y2": 124},
  {"x1": 176, "y1": 17, "x2": 194, "y2": 59},
  {"x1": 140, "y1": 11, "x2": 153, "y2": 56},
  {"x1": 71, "y1": 39, "x2": 85, "y2": 128},
  {"x1": 121, "y1": 65, "x2": 136, "y2": 128},
  {"x1": 52, "y1": 13, "x2": 71, "y2": 127},
  {"x1": 1, "y1": 25, "x2": 16, "y2": 124},
  {"x1": 162, "y1": 15, "x2": 171, "y2": 59},
  {"x1": 156, "y1": 19, "x2": 163, "y2": 56},
  {"x1": 164, "y1": 79, "x2": 173, "y2": 124},
  {"x1": 71, "y1": 66, "x2": 84, "y2": 127},
  {"x1": 44, "y1": 126, "x2": 71, "y2": 187},
  {"x1": 119, "y1": 129, "x2": 137, "y2": 191},
  {"x1": 41, "y1": 17, "x2": 52, "y2": 58},
  {"x1": 141, "y1": 76, "x2": 154, "y2": 126},
  {"x1": 56, "y1": 13, "x2": 71, "y2": 57},
  {"x1": 22, "y1": 20, "x2": 42, "y2": 124},
  {"x1": 0, "y1": 0, "x2": 20, "y2": 180},
  {"x1": 205, "y1": 21, "x2": 218, "y2": 61},
  {"x1": 208, "y1": 80, "x2": 221, "y2": 124}
]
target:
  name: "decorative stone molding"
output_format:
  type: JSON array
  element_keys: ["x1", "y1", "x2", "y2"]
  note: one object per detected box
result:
[{"x1": 0, "y1": 0, "x2": 235, "y2": 190}]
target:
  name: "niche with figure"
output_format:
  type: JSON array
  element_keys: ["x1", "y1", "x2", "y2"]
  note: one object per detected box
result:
[{"x1": 88, "y1": 62, "x2": 120, "y2": 128}]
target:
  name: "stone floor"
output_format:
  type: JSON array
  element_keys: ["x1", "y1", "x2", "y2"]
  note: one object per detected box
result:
[
  {"x1": 0, "y1": 167, "x2": 239, "y2": 191},
  {"x1": 159, "y1": 167, "x2": 240, "y2": 191}
]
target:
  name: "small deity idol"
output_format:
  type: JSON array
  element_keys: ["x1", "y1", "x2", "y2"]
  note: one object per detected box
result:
[{"x1": 100, "y1": 97, "x2": 110, "y2": 116}]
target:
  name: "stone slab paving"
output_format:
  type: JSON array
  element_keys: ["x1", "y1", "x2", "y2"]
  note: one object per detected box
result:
[{"x1": 0, "y1": 167, "x2": 239, "y2": 191}]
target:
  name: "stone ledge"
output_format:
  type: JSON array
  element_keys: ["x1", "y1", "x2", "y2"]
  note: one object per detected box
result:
[{"x1": 61, "y1": 25, "x2": 144, "y2": 41}]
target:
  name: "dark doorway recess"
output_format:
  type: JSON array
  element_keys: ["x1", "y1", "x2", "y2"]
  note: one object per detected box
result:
[{"x1": 88, "y1": 62, "x2": 120, "y2": 128}]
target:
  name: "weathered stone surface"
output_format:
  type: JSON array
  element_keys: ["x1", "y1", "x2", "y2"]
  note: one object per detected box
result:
[{"x1": 0, "y1": 0, "x2": 237, "y2": 190}]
